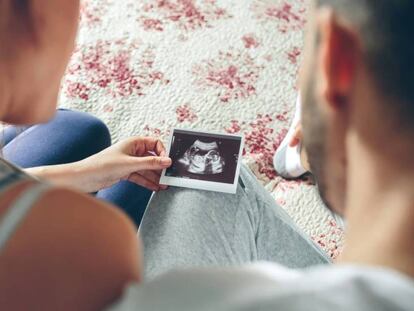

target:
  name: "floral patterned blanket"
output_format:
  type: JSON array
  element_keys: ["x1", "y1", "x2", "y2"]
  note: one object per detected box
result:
[{"x1": 60, "y1": 0, "x2": 344, "y2": 259}]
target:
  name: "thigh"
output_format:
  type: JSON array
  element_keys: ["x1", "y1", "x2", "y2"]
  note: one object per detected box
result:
[
  {"x1": 3, "y1": 109, "x2": 111, "y2": 168},
  {"x1": 140, "y1": 174, "x2": 257, "y2": 280},
  {"x1": 140, "y1": 164, "x2": 330, "y2": 280},
  {"x1": 96, "y1": 181, "x2": 152, "y2": 227},
  {"x1": 240, "y1": 166, "x2": 331, "y2": 266},
  {"x1": 1, "y1": 126, "x2": 31, "y2": 146}
]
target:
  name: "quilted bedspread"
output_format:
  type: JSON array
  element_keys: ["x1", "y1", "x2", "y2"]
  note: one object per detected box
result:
[{"x1": 60, "y1": 0, "x2": 344, "y2": 259}]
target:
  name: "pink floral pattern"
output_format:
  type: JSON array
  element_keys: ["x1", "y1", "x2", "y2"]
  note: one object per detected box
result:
[
  {"x1": 242, "y1": 34, "x2": 261, "y2": 49},
  {"x1": 313, "y1": 220, "x2": 344, "y2": 260},
  {"x1": 287, "y1": 46, "x2": 301, "y2": 64},
  {"x1": 138, "y1": 0, "x2": 232, "y2": 32},
  {"x1": 60, "y1": 0, "x2": 344, "y2": 256},
  {"x1": 244, "y1": 115, "x2": 287, "y2": 180},
  {"x1": 225, "y1": 114, "x2": 290, "y2": 180},
  {"x1": 176, "y1": 104, "x2": 198, "y2": 123},
  {"x1": 252, "y1": 0, "x2": 307, "y2": 33},
  {"x1": 143, "y1": 125, "x2": 171, "y2": 138},
  {"x1": 193, "y1": 49, "x2": 264, "y2": 103},
  {"x1": 79, "y1": 0, "x2": 111, "y2": 27},
  {"x1": 64, "y1": 40, "x2": 169, "y2": 100}
]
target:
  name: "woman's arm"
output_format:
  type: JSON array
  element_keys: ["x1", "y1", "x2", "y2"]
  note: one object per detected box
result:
[
  {"x1": 26, "y1": 162, "x2": 93, "y2": 191},
  {"x1": 0, "y1": 183, "x2": 142, "y2": 311},
  {"x1": 26, "y1": 136, "x2": 172, "y2": 193}
]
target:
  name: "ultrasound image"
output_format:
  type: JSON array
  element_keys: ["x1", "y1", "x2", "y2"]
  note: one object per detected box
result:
[
  {"x1": 177, "y1": 140, "x2": 225, "y2": 175},
  {"x1": 165, "y1": 130, "x2": 242, "y2": 184}
]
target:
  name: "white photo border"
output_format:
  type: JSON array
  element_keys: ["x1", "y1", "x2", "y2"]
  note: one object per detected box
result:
[{"x1": 160, "y1": 128, "x2": 244, "y2": 194}]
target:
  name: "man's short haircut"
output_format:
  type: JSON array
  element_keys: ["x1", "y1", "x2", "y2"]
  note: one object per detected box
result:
[{"x1": 317, "y1": 0, "x2": 414, "y2": 131}]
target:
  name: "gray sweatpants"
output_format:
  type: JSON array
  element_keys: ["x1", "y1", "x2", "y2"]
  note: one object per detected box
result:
[{"x1": 140, "y1": 164, "x2": 331, "y2": 280}]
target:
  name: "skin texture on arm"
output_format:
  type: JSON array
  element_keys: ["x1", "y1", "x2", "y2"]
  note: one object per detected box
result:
[
  {"x1": 0, "y1": 182, "x2": 142, "y2": 311},
  {"x1": 25, "y1": 137, "x2": 172, "y2": 193}
]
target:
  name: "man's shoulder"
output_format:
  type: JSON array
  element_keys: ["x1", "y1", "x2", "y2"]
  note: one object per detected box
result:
[{"x1": 119, "y1": 263, "x2": 414, "y2": 311}]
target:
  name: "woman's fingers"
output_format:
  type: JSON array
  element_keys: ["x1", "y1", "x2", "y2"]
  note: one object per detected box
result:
[
  {"x1": 128, "y1": 171, "x2": 168, "y2": 191},
  {"x1": 130, "y1": 155, "x2": 172, "y2": 171},
  {"x1": 117, "y1": 136, "x2": 168, "y2": 157},
  {"x1": 140, "y1": 170, "x2": 161, "y2": 184},
  {"x1": 154, "y1": 139, "x2": 167, "y2": 157},
  {"x1": 128, "y1": 173, "x2": 162, "y2": 192},
  {"x1": 141, "y1": 170, "x2": 168, "y2": 190},
  {"x1": 147, "y1": 169, "x2": 166, "y2": 187},
  {"x1": 134, "y1": 137, "x2": 167, "y2": 157}
]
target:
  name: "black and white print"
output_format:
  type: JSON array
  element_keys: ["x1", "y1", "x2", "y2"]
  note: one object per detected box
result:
[{"x1": 160, "y1": 129, "x2": 244, "y2": 193}]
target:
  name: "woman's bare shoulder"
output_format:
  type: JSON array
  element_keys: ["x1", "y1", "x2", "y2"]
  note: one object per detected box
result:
[{"x1": 0, "y1": 182, "x2": 142, "y2": 311}]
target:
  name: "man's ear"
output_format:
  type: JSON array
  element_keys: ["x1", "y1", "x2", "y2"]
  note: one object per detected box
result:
[{"x1": 316, "y1": 8, "x2": 360, "y2": 110}]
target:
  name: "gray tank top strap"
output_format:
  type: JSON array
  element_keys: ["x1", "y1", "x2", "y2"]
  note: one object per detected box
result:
[{"x1": 0, "y1": 183, "x2": 50, "y2": 252}]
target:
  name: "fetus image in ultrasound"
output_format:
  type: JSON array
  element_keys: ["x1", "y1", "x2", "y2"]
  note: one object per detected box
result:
[
  {"x1": 165, "y1": 130, "x2": 242, "y2": 184},
  {"x1": 178, "y1": 140, "x2": 225, "y2": 175}
]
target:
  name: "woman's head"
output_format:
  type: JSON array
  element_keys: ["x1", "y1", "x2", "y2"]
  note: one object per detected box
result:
[{"x1": 0, "y1": 0, "x2": 80, "y2": 124}]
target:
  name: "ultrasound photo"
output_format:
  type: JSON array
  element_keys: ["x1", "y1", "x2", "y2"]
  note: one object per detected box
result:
[
  {"x1": 177, "y1": 140, "x2": 225, "y2": 175},
  {"x1": 161, "y1": 129, "x2": 244, "y2": 193}
]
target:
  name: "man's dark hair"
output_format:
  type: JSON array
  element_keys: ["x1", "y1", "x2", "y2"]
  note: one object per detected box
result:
[{"x1": 317, "y1": 0, "x2": 414, "y2": 131}]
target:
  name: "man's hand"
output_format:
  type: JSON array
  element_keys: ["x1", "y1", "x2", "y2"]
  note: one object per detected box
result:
[
  {"x1": 287, "y1": 124, "x2": 311, "y2": 172},
  {"x1": 27, "y1": 137, "x2": 172, "y2": 193},
  {"x1": 289, "y1": 124, "x2": 303, "y2": 147}
]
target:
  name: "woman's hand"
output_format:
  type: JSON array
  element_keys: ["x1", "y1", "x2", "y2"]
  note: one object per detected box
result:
[{"x1": 27, "y1": 137, "x2": 172, "y2": 193}]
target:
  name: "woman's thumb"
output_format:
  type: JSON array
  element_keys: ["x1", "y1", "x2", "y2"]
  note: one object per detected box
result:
[{"x1": 134, "y1": 156, "x2": 172, "y2": 170}]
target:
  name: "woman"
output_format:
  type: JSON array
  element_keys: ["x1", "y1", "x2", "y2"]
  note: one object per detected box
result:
[{"x1": 0, "y1": 1, "x2": 170, "y2": 309}]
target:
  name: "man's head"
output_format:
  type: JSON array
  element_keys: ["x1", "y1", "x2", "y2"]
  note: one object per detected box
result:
[
  {"x1": 0, "y1": 0, "x2": 80, "y2": 124},
  {"x1": 300, "y1": 0, "x2": 414, "y2": 215}
]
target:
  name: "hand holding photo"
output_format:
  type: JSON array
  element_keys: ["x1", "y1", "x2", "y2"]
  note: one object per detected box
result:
[{"x1": 160, "y1": 129, "x2": 244, "y2": 194}]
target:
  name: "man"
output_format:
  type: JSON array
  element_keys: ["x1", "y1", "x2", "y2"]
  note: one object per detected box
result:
[{"x1": 109, "y1": 0, "x2": 414, "y2": 309}]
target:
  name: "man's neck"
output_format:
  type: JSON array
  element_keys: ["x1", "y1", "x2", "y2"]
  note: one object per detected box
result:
[{"x1": 340, "y1": 135, "x2": 414, "y2": 278}]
